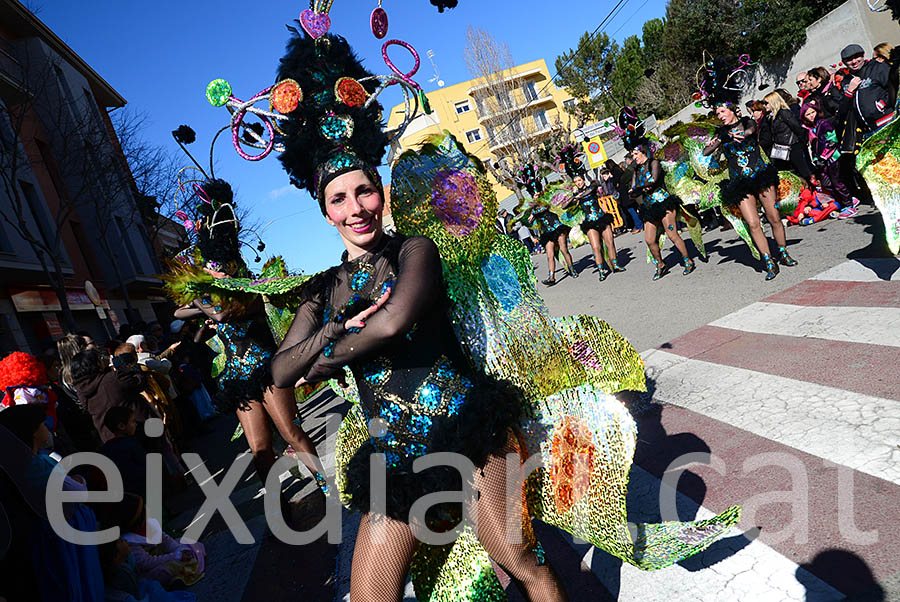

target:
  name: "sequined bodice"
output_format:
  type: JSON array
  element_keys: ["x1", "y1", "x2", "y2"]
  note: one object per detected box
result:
[
  {"x1": 634, "y1": 162, "x2": 670, "y2": 204},
  {"x1": 719, "y1": 119, "x2": 766, "y2": 178},
  {"x1": 573, "y1": 185, "x2": 606, "y2": 221},
  {"x1": 215, "y1": 318, "x2": 275, "y2": 382},
  {"x1": 315, "y1": 236, "x2": 476, "y2": 466},
  {"x1": 531, "y1": 208, "x2": 562, "y2": 235}
]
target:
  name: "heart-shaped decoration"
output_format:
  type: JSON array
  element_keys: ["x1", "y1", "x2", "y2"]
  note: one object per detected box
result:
[
  {"x1": 371, "y1": 7, "x2": 388, "y2": 39},
  {"x1": 300, "y1": 9, "x2": 331, "y2": 39},
  {"x1": 270, "y1": 79, "x2": 303, "y2": 114},
  {"x1": 335, "y1": 77, "x2": 368, "y2": 108}
]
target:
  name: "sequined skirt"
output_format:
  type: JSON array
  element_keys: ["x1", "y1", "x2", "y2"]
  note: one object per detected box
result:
[
  {"x1": 342, "y1": 374, "x2": 524, "y2": 522},
  {"x1": 538, "y1": 225, "x2": 572, "y2": 247},
  {"x1": 579, "y1": 214, "x2": 615, "y2": 235},
  {"x1": 719, "y1": 164, "x2": 779, "y2": 207},
  {"x1": 637, "y1": 194, "x2": 681, "y2": 222}
]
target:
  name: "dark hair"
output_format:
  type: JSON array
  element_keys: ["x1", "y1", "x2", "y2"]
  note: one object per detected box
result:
[
  {"x1": 775, "y1": 88, "x2": 796, "y2": 106},
  {"x1": 0, "y1": 403, "x2": 48, "y2": 445},
  {"x1": 103, "y1": 405, "x2": 133, "y2": 434},
  {"x1": 70, "y1": 348, "x2": 102, "y2": 383},
  {"x1": 750, "y1": 100, "x2": 768, "y2": 113},
  {"x1": 806, "y1": 66, "x2": 830, "y2": 87}
]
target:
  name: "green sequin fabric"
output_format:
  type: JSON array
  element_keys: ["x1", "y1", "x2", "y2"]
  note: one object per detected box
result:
[{"x1": 857, "y1": 117, "x2": 900, "y2": 254}]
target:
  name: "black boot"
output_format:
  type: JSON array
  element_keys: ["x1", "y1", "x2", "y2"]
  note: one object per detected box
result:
[
  {"x1": 777, "y1": 246, "x2": 798, "y2": 267},
  {"x1": 763, "y1": 254, "x2": 779, "y2": 280}
]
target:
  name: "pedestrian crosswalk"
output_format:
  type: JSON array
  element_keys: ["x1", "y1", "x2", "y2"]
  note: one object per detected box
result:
[{"x1": 569, "y1": 258, "x2": 900, "y2": 601}]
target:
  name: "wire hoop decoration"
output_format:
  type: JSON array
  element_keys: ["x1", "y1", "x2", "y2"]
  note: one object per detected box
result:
[
  {"x1": 866, "y1": 0, "x2": 888, "y2": 11},
  {"x1": 223, "y1": 86, "x2": 289, "y2": 161},
  {"x1": 382, "y1": 39, "x2": 422, "y2": 89}
]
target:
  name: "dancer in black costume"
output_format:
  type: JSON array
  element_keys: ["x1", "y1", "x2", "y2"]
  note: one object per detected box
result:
[
  {"x1": 528, "y1": 203, "x2": 577, "y2": 285},
  {"x1": 269, "y1": 29, "x2": 567, "y2": 602},
  {"x1": 571, "y1": 174, "x2": 624, "y2": 280},
  {"x1": 629, "y1": 141, "x2": 696, "y2": 280}
]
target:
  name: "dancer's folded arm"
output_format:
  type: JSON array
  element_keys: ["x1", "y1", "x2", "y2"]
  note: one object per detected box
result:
[
  {"x1": 303, "y1": 237, "x2": 442, "y2": 383},
  {"x1": 271, "y1": 284, "x2": 345, "y2": 388}
]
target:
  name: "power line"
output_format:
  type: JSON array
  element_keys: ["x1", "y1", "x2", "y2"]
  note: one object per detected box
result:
[{"x1": 467, "y1": 0, "x2": 632, "y2": 158}]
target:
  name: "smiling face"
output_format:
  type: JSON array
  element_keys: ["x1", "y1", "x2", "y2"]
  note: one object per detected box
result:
[
  {"x1": 573, "y1": 175, "x2": 586, "y2": 189},
  {"x1": 631, "y1": 148, "x2": 647, "y2": 165},
  {"x1": 323, "y1": 170, "x2": 385, "y2": 259},
  {"x1": 845, "y1": 54, "x2": 865, "y2": 72}
]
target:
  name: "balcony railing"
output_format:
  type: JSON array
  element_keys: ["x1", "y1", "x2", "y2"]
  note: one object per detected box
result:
[{"x1": 476, "y1": 94, "x2": 554, "y2": 122}]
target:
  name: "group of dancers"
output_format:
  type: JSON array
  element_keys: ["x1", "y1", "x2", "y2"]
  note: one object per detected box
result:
[
  {"x1": 161, "y1": 7, "x2": 750, "y2": 600},
  {"x1": 525, "y1": 92, "x2": 802, "y2": 285}
]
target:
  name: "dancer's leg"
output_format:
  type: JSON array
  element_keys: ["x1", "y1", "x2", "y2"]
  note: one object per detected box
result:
[
  {"x1": 474, "y1": 435, "x2": 567, "y2": 602},
  {"x1": 236, "y1": 402, "x2": 276, "y2": 485},
  {"x1": 644, "y1": 221, "x2": 662, "y2": 263},
  {"x1": 544, "y1": 241, "x2": 557, "y2": 276},
  {"x1": 586, "y1": 228, "x2": 604, "y2": 268},
  {"x1": 262, "y1": 385, "x2": 326, "y2": 479},
  {"x1": 738, "y1": 195, "x2": 772, "y2": 257},
  {"x1": 758, "y1": 185, "x2": 787, "y2": 247},
  {"x1": 350, "y1": 513, "x2": 417, "y2": 602},
  {"x1": 600, "y1": 225, "x2": 618, "y2": 265},
  {"x1": 661, "y1": 210, "x2": 690, "y2": 258},
  {"x1": 557, "y1": 233, "x2": 574, "y2": 270}
]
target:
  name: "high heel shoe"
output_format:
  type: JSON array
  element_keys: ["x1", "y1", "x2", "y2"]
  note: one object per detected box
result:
[
  {"x1": 611, "y1": 260, "x2": 625, "y2": 273},
  {"x1": 777, "y1": 246, "x2": 798, "y2": 267},
  {"x1": 652, "y1": 259, "x2": 667, "y2": 281},
  {"x1": 566, "y1": 266, "x2": 579, "y2": 279},
  {"x1": 542, "y1": 271, "x2": 557, "y2": 286},
  {"x1": 598, "y1": 266, "x2": 610, "y2": 281},
  {"x1": 763, "y1": 254, "x2": 779, "y2": 280},
  {"x1": 682, "y1": 257, "x2": 695, "y2": 275}
]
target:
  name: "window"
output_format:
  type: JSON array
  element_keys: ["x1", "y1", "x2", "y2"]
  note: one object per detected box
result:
[
  {"x1": 485, "y1": 125, "x2": 495, "y2": 141},
  {"x1": 465, "y1": 128, "x2": 483, "y2": 144},
  {"x1": 19, "y1": 180, "x2": 53, "y2": 247},
  {"x1": 534, "y1": 110, "x2": 549, "y2": 130},
  {"x1": 116, "y1": 216, "x2": 141, "y2": 274},
  {"x1": 454, "y1": 100, "x2": 471, "y2": 115},
  {"x1": 53, "y1": 64, "x2": 76, "y2": 107},
  {"x1": 563, "y1": 98, "x2": 576, "y2": 112},
  {"x1": 523, "y1": 81, "x2": 539, "y2": 102}
]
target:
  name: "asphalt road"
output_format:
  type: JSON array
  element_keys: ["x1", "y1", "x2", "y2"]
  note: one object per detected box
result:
[{"x1": 534, "y1": 205, "x2": 892, "y2": 352}]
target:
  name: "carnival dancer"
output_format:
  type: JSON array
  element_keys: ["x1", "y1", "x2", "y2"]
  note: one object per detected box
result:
[
  {"x1": 629, "y1": 139, "x2": 697, "y2": 280},
  {"x1": 166, "y1": 176, "x2": 328, "y2": 511},
  {"x1": 571, "y1": 175, "x2": 624, "y2": 280},
  {"x1": 700, "y1": 57, "x2": 798, "y2": 280},
  {"x1": 528, "y1": 201, "x2": 577, "y2": 285},
  {"x1": 268, "y1": 30, "x2": 567, "y2": 602}
]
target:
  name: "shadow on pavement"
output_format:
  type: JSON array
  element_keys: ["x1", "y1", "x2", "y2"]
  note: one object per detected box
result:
[{"x1": 797, "y1": 549, "x2": 886, "y2": 601}]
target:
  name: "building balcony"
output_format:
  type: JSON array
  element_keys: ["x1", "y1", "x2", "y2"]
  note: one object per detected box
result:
[
  {"x1": 487, "y1": 123, "x2": 558, "y2": 153},
  {"x1": 476, "y1": 95, "x2": 555, "y2": 122},
  {"x1": 466, "y1": 67, "x2": 543, "y2": 95}
]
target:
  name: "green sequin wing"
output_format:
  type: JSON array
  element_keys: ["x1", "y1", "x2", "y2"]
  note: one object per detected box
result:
[{"x1": 858, "y1": 118, "x2": 900, "y2": 254}]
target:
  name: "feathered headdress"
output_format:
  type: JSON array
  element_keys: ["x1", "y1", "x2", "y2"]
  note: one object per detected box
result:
[
  {"x1": 276, "y1": 31, "x2": 390, "y2": 210},
  {"x1": 694, "y1": 53, "x2": 755, "y2": 110}
]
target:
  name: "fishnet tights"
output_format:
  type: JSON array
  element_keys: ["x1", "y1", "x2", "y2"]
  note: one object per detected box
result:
[{"x1": 349, "y1": 434, "x2": 567, "y2": 602}]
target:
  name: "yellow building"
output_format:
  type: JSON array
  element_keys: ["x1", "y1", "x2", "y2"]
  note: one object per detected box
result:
[{"x1": 385, "y1": 58, "x2": 575, "y2": 205}]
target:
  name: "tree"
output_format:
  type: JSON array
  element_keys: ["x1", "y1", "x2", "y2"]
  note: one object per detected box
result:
[
  {"x1": 554, "y1": 31, "x2": 619, "y2": 122},
  {"x1": 463, "y1": 26, "x2": 549, "y2": 200}
]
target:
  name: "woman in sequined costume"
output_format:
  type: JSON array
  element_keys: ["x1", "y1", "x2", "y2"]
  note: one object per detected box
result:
[
  {"x1": 630, "y1": 142, "x2": 697, "y2": 280},
  {"x1": 170, "y1": 180, "x2": 328, "y2": 505},
  {"x1": 528, "y1": 202, "x2": 576, "y2": 286},
  {"x1": 703, "y1": 103, "x2": 798, "y2": 280},
  {"x1": 271, "y1": 169, "x2": 567, "y2": 602},
  {"x1": 571, "y1": 175, "x2": 624, "y2": 281}
]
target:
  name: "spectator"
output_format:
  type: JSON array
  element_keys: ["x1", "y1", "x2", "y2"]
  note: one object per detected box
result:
[
  {"x1": 56, "y1": 333, "x2": 87, "y2": 397},
  {"x1": 765, "y1": 91, "x2": 815, "y2": 182},
  {"x1": 98, "y1": 534, "x2": 197, "y2": 602},
  {"x1": 837, "y1": 43, "x2": 894, "y2": 141},
  {"x1": 776, "y1": 88, "x2": 802, "y2": 119},
  {"x1": 613, "y1": 157, "x2": 643, "y2": 233},
  {"x1": 795, "y1": 72, "x2": 811, "y2": 101},
  {"x1": 804, "y1": 66, "x2": 843, "y2": 119},
  {"x1": 801, "y1": 97, "x2": 858, "y2": 215},
  {"x1": 750, "y1": 100, "x2": 774, "y2": 156},
  {"x1": 37, "y1": 349, "x2": 99, "y2": 454},
  {"x1": 495, "y1": 208, "x2": 514, "y2": 236},
  {"x1": 120, "y1": 340, "x2": 183, "y2": 441},
  {"x1": 873, "y1": 42, "x2": 894, "y2": 63},
  {"x1": 126, "y1": 334, "x2": 180, "y2": 376},
  {"x1": 147, "y1": 321, "x2": 166, "y2": 347},
  {"x1": 0, "y1": 403, "x2": 105, "y2": 602},
  {"x1": 99, "y1": 406, "x2": 147, "y2": 498},
  {"x1": 514, "y1": 220, "x2": 536, "y2": 253},
  {"x1": 71, "y1": 347, "x2": 153, "y2": 443}
]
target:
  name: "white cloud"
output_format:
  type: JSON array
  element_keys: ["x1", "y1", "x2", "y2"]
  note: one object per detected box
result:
[{"x1": 268, "y1": 185, "x2": 302, "y2": 200}]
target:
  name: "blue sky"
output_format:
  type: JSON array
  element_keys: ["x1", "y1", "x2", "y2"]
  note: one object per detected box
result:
[{"x1": 37, "y1": 0, "x2": 666, "y2": 273}]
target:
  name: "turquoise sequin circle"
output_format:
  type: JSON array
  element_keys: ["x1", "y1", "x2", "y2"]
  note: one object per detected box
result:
[{"x1": 481, "y1": 254, "x2": 522, "y2": 312}]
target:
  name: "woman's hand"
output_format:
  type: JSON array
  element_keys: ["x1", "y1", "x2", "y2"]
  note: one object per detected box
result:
[{"x1": 345, "y1": 288, "x2": 392, "y2": 330}]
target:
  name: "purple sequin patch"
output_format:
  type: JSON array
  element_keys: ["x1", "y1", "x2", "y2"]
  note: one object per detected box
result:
[{"x1": 430, "y1": 170, "x2": 483, "y2": 238}]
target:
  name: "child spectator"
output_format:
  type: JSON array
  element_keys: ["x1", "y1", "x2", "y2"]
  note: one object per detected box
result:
[
  {"x1": 114, "y1": 494, "x2": 206, "y2": 590},
  {"x1": 800, "y1": 98, "x2": 859, "y2": 216},
  {"x1": 99, "y1": 536, "x2": 197, "y2": 602},
  {"x1": 786, "y1": 188, "x2": 839, "y2": 225},
  {"x1": 99, "y1": 406, "x2": 147, "y2": 498}
]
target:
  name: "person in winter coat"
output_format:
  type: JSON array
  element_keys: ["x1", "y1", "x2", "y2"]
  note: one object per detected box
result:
[
  {"x1": 837, "y1": 44, "x2": 895, "y2": 144},
  {"x1": 804, "y1": 66, "x2": 843, "y2": 120},
  {"x1": 750, "y1": 101, "x2": 774, "y2": 156},
  {"x1": 800, "y1": 97, "x2": 858, "y2": 213},
  {"x1": 71, "y1": 348, "x2": 155, "y2": 443},
  {"x1": 765, "y1": 91, "x2": 814, "y2": 182}
]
